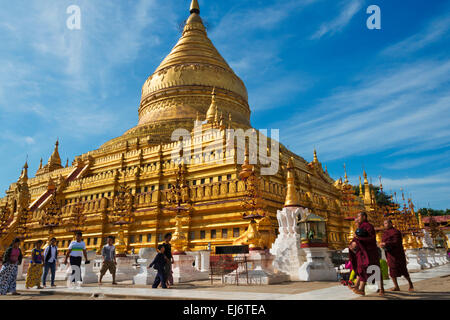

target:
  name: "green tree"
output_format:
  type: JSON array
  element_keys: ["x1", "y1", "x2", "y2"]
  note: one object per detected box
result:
[
  {"x1": 418, "y1": 208, "x2": 448, "y2": 216},
  {"x1": 352, "y1": 185, "x2": 394, "y2": 206}
]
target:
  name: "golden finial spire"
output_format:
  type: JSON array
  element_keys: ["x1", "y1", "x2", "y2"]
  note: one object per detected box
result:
[
  {"x1": 313, "y1": 149, "x2": 318, "y2": 163},
  {"x1": 66, "y1": 158, "x2": 69, "y2": 168},
  {"x1": 48, "y1": 138, "x2": 62, "y2": 169},
  {"x1": 38, "y1": 158, "x2": 43, "y2": 170},
  {"x1": 244, "y1": 143, "x2": 249, "y2": 165},
  {"x1": 239, "y1": 143, "x2": 253, "y2": 180},
  {"x1": 190, "y1": 0, "x2": 200, "y2": 14},
  {"x1": 19, "y1": 159, "x2": 29, "y2": 182},
  {"x1": 363, "y1": 170, "x2": 371, "y2": 205},
  {"x1": 379, "y1": 175, "x2": 383, "y2": 192},
  {"x1": 206, "y1": 88, "x2": 217, "y2": 123},
  {"x1": 359, "y1": 176, "x2": 363, "y2": 199},
  {"x1": 285, "y1": 157, "x2": 300, "y2": 207},
  {"x1": 219, "y1": 111, "x2": 224, "y2": 127}
]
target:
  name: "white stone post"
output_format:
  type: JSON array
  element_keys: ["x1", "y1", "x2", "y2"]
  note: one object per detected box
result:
[
  {"x1": 81, "y1": 250, "x2": 98, "y2": 284},
  {"x1": 418, "y1": 248, "x2": 431, "y2": 269},
  {"x1": 199, "y1": 250, "x2": 210, "y2": 272},
  {"x1": 405, "y1": 249, "x2": 421, "y2": 272},
  {"x1": 133, "y1": 248, "x2": 157, "y2": 285}
]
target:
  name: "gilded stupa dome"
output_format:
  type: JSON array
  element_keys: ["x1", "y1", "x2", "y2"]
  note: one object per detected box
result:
[{"x1": 134, "y1": 1, "x2": 250, "y2": 132}]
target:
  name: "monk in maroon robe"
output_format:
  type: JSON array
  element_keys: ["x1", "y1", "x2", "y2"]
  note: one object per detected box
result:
[
  {"x1": 349, "y1": 212, "x2": 384, "y2": 296},
  {"x1": 380, "y1": 219, "x2": 414, "y2": 291}
]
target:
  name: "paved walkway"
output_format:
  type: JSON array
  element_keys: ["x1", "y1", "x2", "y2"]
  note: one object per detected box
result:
[{"x1": 14, "y1": 264, "x2": 450, "y2": 300}]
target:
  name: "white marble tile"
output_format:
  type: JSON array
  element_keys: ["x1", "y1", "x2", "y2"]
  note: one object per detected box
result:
[{"x1": 15, "y1": 263, "x2": 449, "y2": 300}]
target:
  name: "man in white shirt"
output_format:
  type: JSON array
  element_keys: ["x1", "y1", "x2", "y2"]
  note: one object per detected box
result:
[
  {"x1": 42, "y1": 237, "x2": 58, "y2": 287},
  {"x1": 64, "y1": 232, "x2": 89, "y2": 283}
]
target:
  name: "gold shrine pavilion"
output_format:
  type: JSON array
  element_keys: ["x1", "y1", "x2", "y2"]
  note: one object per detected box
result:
[{"x1": 1, "y1": 1, "x2": 421, "y2": 256}]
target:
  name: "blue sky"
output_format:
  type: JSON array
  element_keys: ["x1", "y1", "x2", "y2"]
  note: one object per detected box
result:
[{"x1": 0, "y1": 0, "x2": 449, "y2": 209}]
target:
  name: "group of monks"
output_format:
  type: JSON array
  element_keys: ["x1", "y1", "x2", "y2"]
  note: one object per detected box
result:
[{"x1": 348, "y1": 212, "x2": 414, "y2": 296}]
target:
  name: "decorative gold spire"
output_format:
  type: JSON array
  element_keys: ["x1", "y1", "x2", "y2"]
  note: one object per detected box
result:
[
  {"x1": 190, "y1": 0, "x2": 200, "y2": 14},
  {"x1": 47, "y1": 139, "x2": 62, "y2": 170},
  {"x1": 359, "y1": 176, "x2": 363, "y2": 199},
  {"x1": 239, "y1": 144, "x2": 253, "y2": 180},
  {"x1": 219, "y1": 111, "x2": 224, "y2": 127},
  {"x1": 38, "y1": 158, "x2": 43, "y2": 170},
  {"x1": 379, "y1": 175, "x2": 383, "y2": 192},
  {"x1": 284, "y1": 157, "x2": 301, "y2": 207},
  {"x1": 206, "y1": 88, "x2": 218, "y2": 123},
  {"x1": 65, "y1": 158, "x2": 69, "y2": 168},
  {"x1": 18, "y1": 161, "x2": 28, "y2": 182},
  {"x1": 363, "y1": 170, "x2": 371, "y2": 205},
  {"x1": 313, "y1": 149, "x2": 318, "y2": 163}
]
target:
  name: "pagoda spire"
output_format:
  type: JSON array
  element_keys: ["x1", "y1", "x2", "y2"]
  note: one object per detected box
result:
[
  {"x1": 359, "y1": 176, "x2": 363, "y2": 199},
  {"x1": 38, "y1": 158, "x2": 43, "y2": 170},
  {"x1": 313, "y1": 149, "x2": 318, "y2": 163},
  {"x1": 190, "y1": 0, "x2": 200, "y2": 14},
  {"x1": 18, "y1": 160, "x2": 29, "y2": 182},
  {"x1": 47, "y1": 139, "x2": 62, "y2": 170},
  {"x1": 363, "y1": 170, "x2": 371, "y2": 206},
  {"x1": 284, "y1": 157, "x2": 301, "y2": 207},
  {"x1": 206, "y1": 88, "x2": 217, "y2": 123}
]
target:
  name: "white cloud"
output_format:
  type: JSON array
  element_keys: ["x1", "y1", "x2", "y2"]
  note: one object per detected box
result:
[
  {"x1": 383, "y1": 150, "x2": 450, "y2": 170},
  {"x1": 311, "y1": 0, "x2": 362, "y2": 39},
  {"x1": 383, "y1": 14, "x2": 450, "y2": 56},
  {"x1": 275, "y1": 59, "x2": 450, "y2": 161}
]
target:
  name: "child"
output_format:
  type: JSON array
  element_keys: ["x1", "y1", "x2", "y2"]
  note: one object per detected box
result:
[
  {"x1": 99, "y1": 236, "x2": 117, "y2": 285},
  {"x1": 26, "y1": 240, "x2": 44, "y2": 289},
  {"x1": 148, "y1": 244, "x2": 167, "y2": 289}
]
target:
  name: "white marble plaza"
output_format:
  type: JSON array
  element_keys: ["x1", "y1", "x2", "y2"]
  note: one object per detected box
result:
[{"x1": 15, "y1": 264, "x2": 450, "y2": 300}]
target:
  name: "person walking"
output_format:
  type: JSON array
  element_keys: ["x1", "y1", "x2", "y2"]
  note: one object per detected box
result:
[
  {"x1": 0, "y1": 238, "x2": 23, "y2": 295},
  {"x1": 25, "y1": 240, "x2": 44, "y2": 289},
  {"x1": 99, "y1": 236, "x2": 117, "y2": 285},
  {"x1": 63, "y1": 231, "x2": 89, "y2": 284},
  {"x1": 148, "y1": 244, "x2": 167, "y2": 289},
  {"x1": 380, "y1": 219, "x2": 414, "y2": 291},
  {"x1": 42, "y1": 237, "x2": 58, "y2": 288},
  {"x1": 161, "y1": 233, "x2": 174, "y2": 288},
  {"x1": 349, "y1": 212, "x2": 385, "y2": 296}
]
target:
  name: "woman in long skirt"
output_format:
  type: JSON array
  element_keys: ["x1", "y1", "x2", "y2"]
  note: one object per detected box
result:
[
  {"x1": 0, "y1": 238, "x2": 23, "y2": 295},
  {"x1": 25, "y1": 240, "x2": 44, "y2": 289}
]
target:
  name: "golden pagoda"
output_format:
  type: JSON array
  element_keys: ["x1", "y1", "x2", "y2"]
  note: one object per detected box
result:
[{"x1": 0, "y1": 1, "x2": 356, "y2": 256}]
